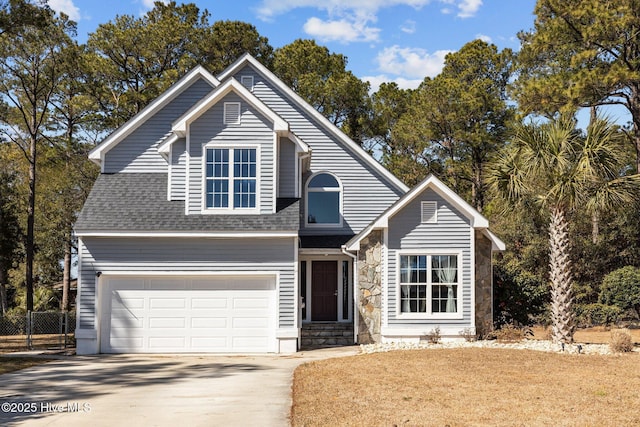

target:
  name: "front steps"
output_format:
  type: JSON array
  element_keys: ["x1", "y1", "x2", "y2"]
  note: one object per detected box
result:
[{"x1": 301, "y1": 322, "x2": 355, "y2": 349}]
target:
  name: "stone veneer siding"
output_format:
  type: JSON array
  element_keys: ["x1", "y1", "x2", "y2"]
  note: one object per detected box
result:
[
  {"x1": 474, "y1": 231, "x2": 493, "y2": 336},
  {"x1": 357, "y1": 230, "x2": 382, "y2": 344}
]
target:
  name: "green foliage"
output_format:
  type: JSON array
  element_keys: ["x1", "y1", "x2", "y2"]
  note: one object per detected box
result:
[
  {"x1": 273, "y1": 39, "x2": 370, "y2": 141},
  {"x1": 574, "y1": 304, "x2": 622, "y2": 327},
  {"x1": 389, "y1": 40, "x2": 514, "y2": 209},
  {"x1": 200, "y1": 20, "x2": 273, "y2": 74},
  {"x1": 599, "y1": 266, "x2": 640, "y2": 319},
  {"x1": 514, "y1": 0, "x2": 640, "y2": 171},
  {"x1": 493, "y1": 263, "x2": 548, "y2": 327},
  {"x1": 363, "y1": 82, "x2": 413, "y2": 157}
]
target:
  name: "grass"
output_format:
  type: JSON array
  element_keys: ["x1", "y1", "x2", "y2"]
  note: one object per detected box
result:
[
  {"x1": 0, "y1": 357, "x2": 52, "y2": 375},
  {"x1": 291, "y1": 335, "x2": 640, "y2": 426}
]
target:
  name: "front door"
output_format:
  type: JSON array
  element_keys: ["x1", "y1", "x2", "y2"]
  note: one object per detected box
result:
[{"x1": 311, "y1": 261, "x2": 338, "y2": 321}]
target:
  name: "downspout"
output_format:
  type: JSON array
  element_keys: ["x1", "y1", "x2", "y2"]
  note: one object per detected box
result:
[{"x1": 341, "y1": 245, "x2": 358, "y2": 345}]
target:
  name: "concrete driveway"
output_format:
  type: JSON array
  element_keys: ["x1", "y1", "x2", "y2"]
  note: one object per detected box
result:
[{"x1": 0, "y1": 347, "x2": 358, "y2": 427}]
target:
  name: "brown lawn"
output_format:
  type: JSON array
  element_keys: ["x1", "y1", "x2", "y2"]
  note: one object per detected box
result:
[
  {"x1": 0, "y1": 334, "x2": 72, "y2": 354},
  {"x1": 0, "y1": 357, "x2": 52, "y2": 374},
  {"x1": 532, "y1": 326, "x2": 640, "y2": 344},
  {"x1": 291, "y1": 347, "x2": 640, "y2": 427}
]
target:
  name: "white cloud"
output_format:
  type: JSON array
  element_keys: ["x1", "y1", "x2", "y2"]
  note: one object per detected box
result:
[
  {"x1": 363, "y1": 74, "x2": 423, "y2": 92},
  {"x1": 400, "y1": 20, "x2": 416, "y2": 34},
  {"x1": 47, "y1": 0, "x2": 80, "y2": 21},
  {"x1": 475, "y1": 33, "x2": 491, "y2": 43},
  {"x1": 304, "y1": 16, "x2": 380, "y2": 43},
  {"x1": 375, "y1": 45, "x2": 452, "y2": 79},
  {"x1": 255, "y1": 0, "x2": 484, "y2": 44},
  {"x1": 457, "y1": 0, "x2": 482, "y2": 18},
  {"x1": 141, "y1": 0, "x2": 169, "y2": 9}
]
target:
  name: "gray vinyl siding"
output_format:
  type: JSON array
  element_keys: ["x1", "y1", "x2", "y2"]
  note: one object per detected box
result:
[
  {"x1": 78, "y1": 237, "x2": 296, "y2": 329},
  {"x1": 187, "y1": 92, "x2": 275, "y2": 214},
  {"x1": 232, "y1": 66, "x2": 405, "y2": 235},
  {"x1": 103, "y1": 78, "x2": 214, "y2": 173},
  {"x1": 386, "y1": 189, "x2": 473, "y2": 327},
  {"x1": 278, "y1": 137, "x2": 296, "y2": 197},
  {"x1": 170, "y1": 138, "x2": 187, "y2": 200}
]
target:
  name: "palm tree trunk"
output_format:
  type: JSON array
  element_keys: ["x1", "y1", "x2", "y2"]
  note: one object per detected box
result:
[{"x1": 549, "y1": 206, "x2": 575, "y2": 343}]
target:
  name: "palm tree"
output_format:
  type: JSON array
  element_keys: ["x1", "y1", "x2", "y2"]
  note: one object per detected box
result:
[{"x1": 489, "y1": 116, "x2": 640, "y2": 343}]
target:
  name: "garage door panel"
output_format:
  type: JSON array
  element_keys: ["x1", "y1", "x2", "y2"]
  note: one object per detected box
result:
[
  {"x1": 191, "y1": 298, "x2": 227, "y2": 309},
  {"x1": 101, "y1": 276, "x2": 276, "y2": 353}
]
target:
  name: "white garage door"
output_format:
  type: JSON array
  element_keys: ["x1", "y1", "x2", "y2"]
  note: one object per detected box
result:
[{"x1": 100, "y1": 275, "x2": 276, "y2": 353}]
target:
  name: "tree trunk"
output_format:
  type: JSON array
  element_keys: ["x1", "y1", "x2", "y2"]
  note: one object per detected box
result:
[
  {"x1": 548, "y1": 206, "x2": 575, "y2": 343},
  {"x1": 61, "y1": 233, "x2": 72, "y2": 311},
  {"x1": 0, "y1": 267, "x2": 7, "y2": 315},
  {"x1": 25, "y1": 134, "x2": 36, "y2": 312},
  {"x1": 591, "y1": 211, "x2": 599, "y2": 244},
  {"x1": 630, "y1": 85, "x2": 640, "y2": 174}
]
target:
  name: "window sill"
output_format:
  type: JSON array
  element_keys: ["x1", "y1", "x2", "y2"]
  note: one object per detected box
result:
[
  {"x1": 396, "y1": 313, "x2": 464, "y2": 321},
  {"x1": 201, "y1": 208, "x2": 261, "y2": 215}
]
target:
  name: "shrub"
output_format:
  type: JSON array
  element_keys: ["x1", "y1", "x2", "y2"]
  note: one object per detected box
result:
[
  {"x1": 599, "y1": 266, "x2": 640, "y2": 319},
  {"x1": 574, "y1": 303, "x2": 623, "y2": 327},
  {"x1": 493, "y1": 264, "x2": 548, "y2": 327},
  {"x1": 493, "y1": 324, "x2": 533, "y2": 343},
  {"x1": 609, "y1": 329, "x2": 634, "y2": 353},
  {"x1": 426, "y1": 327, "x2": 441, "y2": 344},
  {"x1": 458, "y1": 328, "x2": 476, "y2": 342}
]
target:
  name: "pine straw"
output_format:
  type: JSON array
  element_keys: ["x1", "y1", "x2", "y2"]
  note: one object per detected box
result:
[{"x1": 291, "y1": 348, "x2": 640, "y2": 426}]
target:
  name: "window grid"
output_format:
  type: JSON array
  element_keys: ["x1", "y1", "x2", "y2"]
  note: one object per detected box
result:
[
  {"x1": 205, "y1": 148, "x2": 256, "y2": 209},
  {"x1": 399, "y1": 254, "x2": 459, "y2": 315}
]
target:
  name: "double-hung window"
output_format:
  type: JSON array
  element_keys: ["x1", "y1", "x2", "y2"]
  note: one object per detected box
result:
[
  {"x1": 205, "y1": 147, "x2": 257, "y2": 210},
  {"x1": 399, "y1": 254, "x2": 460, "y2": 316}
]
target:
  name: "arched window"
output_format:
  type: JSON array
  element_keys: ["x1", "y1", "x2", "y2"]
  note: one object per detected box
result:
[{"x1": 306, "y1": 173, "x2": 342, "y2": 226}]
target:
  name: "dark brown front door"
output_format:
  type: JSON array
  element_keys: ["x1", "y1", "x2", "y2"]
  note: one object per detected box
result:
[{"x1": 311, "y1": 261, "x2": 338, "y2": 321}]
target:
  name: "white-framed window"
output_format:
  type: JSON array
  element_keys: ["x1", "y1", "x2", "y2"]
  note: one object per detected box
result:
[
  {"x1": 223, "y1": 102, "x2": 241, "y2": 125},
  {"x1": 305, "y1": 172, "x2": 342, "y2": 227},
  {"x1": 205, "y1": 147, "x2": 257, "y2": 210},
  {"x1": 398, "y1": 252, "x2": 461, "y2": 318}
]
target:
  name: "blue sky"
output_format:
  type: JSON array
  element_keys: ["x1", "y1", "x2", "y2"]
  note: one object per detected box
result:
[{"x1": 47, "y1": 0, "x2": 538, "y2": 91}]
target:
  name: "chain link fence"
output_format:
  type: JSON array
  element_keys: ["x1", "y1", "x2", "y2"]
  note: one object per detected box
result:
[{"x1": 0, "y1": 311, "x2": 75, "y2": 353}]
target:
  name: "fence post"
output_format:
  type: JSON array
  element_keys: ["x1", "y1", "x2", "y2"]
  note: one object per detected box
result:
[
  {"x1": 26, "y1": 310, "x2": 32, "y2": 350},
  {"x1": 64, "y1": 312, "x2": 69, "y2": 349}
]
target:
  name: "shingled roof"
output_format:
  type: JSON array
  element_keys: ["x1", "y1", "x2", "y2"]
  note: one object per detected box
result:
[{"x1": 75, "y1": 173, "x2": 300, "y2": 234}]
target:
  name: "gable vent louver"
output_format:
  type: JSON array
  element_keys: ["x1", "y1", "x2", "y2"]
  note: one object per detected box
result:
[
  {"x1": 224, "y1": 102, "x2": 241, "y2": 125},
  {"x1": 421, "y1": 201, "x2": 437, "y2": 223},
  {"x1": 241, "y1": 75, "x2": 254, "y2": 91}
]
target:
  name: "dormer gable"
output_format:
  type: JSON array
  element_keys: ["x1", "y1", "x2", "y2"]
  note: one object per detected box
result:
[
  {"x1": 172, "y1": 77, "x2": 288, "y2": 136},
  {"x1": 218, "y1": 54, "x2": 408, "y2": 194}
]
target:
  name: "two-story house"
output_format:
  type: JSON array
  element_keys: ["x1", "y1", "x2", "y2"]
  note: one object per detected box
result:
[{"x1": 74, "y1": 54, "x2": 504, "y2": 354}]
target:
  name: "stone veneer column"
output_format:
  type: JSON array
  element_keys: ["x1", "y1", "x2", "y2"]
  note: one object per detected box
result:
[
  {"x1": 474, "y1": 231, "x2": 493, "y2": 337},
  {"x1": 357, "y1": 230, "x2": 382, "y2": 344}
]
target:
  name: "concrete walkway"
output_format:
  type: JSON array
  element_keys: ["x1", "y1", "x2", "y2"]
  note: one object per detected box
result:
[{"x1": 0, "y1": 347, "x2": 359, "y2": 427}]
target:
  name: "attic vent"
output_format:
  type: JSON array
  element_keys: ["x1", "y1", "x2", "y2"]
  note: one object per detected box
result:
[
  {"x1": 240, "y1": 75, "x2": 254, "y2": 91},
  {"x1": 224, "y1": 102, "x2": 241, "y2": 125},
  {"x1": 421, "y1": 201, "x2": 437, "y2": 223}
]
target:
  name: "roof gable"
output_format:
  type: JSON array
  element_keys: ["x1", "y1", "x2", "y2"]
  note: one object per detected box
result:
[
  {"x1": 172, "y1": 77, "x2": 288, "y2": 136},
  {"x1": 345, "y1": 174, "x2": 505, "y2": 251},
  {"x1": 217, "y1": 54, "x2": 409, "y2": 194},
  {"x1": 89, "y1": 66, "x2": 219, "y2": 166}
]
